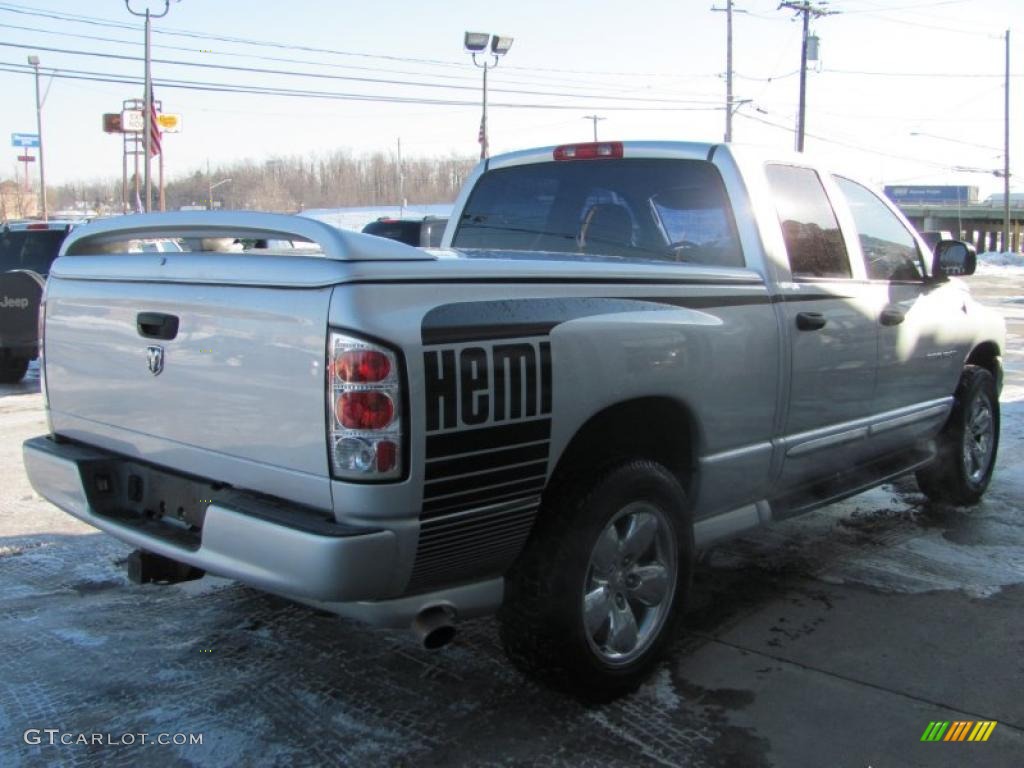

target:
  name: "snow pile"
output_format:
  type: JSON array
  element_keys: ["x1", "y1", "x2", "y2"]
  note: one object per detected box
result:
[
  {"x1": 976, "y1": 251, "x2": 1024, "y2": 274},
  {"x1": 300, "y1": 204, "x2": 452, "y2": 233}
]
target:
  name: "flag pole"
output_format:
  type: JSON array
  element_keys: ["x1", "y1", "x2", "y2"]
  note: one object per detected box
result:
[
  {"x1": 159, "y1": 142, "x2": 165, "y2": 212},
  {"x1": 143, "y1": 7, "x2": 151, "y2": 211}
]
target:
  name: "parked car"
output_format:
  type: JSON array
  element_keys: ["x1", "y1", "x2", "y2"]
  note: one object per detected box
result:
[
  {"x1": 361, "y1": 215, "x2": 448, "y2": 247},
  {"x1": 0, "y1": 220, "x2": 77, "y2": 382},
  {"x1": 24, "y1": 143, "x2": 1004, "y2": 700}
]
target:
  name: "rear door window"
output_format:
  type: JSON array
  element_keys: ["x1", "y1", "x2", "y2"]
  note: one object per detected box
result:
[
  {"x1": 765, "y1": 164, "x2": 851, "y2": 279},
  {"x1": 833, "y1": 176, "x2": 924, "y2": 281},
  {"x1": 452, "y1": 159, "x2": 744, "y2": 267}
]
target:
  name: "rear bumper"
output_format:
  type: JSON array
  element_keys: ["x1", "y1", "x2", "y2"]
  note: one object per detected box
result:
[{"x1": 22, "y1": 436, "x2": 397, "y2": 602}]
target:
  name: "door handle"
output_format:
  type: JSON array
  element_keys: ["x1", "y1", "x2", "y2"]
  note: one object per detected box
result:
[
  {"x1": 880, "y1": 308, "x2": 905, "y2": 326},
  {"x1": 137, "y1": 312, "x2": 179, "y2": 340},
  {"x1": 796, "y1": 312, "x2": 827, "y2": 331}
]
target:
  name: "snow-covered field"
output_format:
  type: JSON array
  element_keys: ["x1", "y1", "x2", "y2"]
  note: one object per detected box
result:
[{"x1": 977, "y1": 250, "x2": 1024, "y2": 275}]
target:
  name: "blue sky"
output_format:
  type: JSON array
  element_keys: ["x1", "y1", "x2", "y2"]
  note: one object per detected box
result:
[{"x1": 1, "y1": 0, "x2": 1019, "y2": 198}]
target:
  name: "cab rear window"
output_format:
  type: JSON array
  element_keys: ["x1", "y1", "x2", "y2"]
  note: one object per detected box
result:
[{"x1": 452, "y1": 159, "x2": 744, "y2": 267}]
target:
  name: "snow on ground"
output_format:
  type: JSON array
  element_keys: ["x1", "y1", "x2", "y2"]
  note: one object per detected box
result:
[
  {"x1": 976, "y1": 250, "x2": 1024, "y2": 274},
  {"x1": 300, "y1": 204, "x2": 452, "y2": 232}
]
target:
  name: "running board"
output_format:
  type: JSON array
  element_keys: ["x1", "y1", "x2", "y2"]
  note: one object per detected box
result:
[{"x1": 769, "y1": 446, "x2": 935, "y2": 520}]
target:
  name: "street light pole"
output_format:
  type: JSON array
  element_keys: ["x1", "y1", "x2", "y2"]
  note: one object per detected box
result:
[
  {"x1": 28, "y1": 55, "x2": 46, "y2": 221},
  {"x1": 125, "y1": 0, "x2": 171, "y2": 213},
  {"x1": 206, "y1": 159, "x2": 231, "y2": 210},
  {"x1": 481, "y1": 62, "x2": 488, "y2": 160},
  {"x1": 464, "y1": 32, "x2": 513, "y2": 160},
  {"x1": 583, "y1": 115, "x2": 606, "y2": 142}
]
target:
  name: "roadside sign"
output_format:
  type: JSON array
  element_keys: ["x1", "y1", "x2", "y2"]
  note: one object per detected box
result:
[
  {"x1": 120, "y1": 110, "x2": 144, "y2": 132},
  {"x1": 103, "y1": 113, "x2": 123, "y2": 133},
  {"x1": 156, "y1": 113, "x2": 181, "y2": 133},
  {"x1": 11, "y1": 133, "x2": 39, "y2": 148},
  {"x1": 16, "y1": 155, "x2": 35, "y2": 162}
]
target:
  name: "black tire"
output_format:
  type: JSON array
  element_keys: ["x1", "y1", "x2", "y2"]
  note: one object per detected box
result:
[
  {"x1": 916, "y1": 365, "x2": 999, "y2": 506},
  {"x1": 498, "y1": 459, "x2": 693, "y2": 702},
  {"x1": 0, "y1": 356, "x2": 29, "y2": 384}
]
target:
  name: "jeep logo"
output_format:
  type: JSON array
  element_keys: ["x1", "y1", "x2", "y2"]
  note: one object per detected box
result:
[
  {"x1": 424, "y1": 341, "x2": 552, "y2": 432},
  {"x1": 0, "y1": 296, "x2": 30, "y2": 310}
]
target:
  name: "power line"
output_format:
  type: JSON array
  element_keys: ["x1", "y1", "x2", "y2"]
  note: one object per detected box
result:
[
  {"x1": 824, "y1": 67, "x2": 1022, "y2": 78},
  {"x1": 735, "y1": 109, "x2": 988, "y2": 172},
  {"x1": 0, "y1": 62, "x2": 726, "y2": 112},
  {"x1": 0, "y1": 39, "x2": 725, "y2": 106},
  {"x1": 0, "y1": 20, "x2": 644, "y2": 96},
  {"x1": 0, "y1": 3, "x2": 725, "y2": 82}
]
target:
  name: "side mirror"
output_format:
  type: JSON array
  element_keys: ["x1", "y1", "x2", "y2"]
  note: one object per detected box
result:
[{"x1": 932, "y1": 240, "x2": 977, "y2": 279}]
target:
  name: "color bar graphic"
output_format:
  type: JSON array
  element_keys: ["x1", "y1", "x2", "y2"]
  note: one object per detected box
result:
[
  {"x1": 921, "y1": 720, "x2": 997, "y2": 742},
  {"x1": 921, "y1": 722, "x2": 950, "y2": 741}
]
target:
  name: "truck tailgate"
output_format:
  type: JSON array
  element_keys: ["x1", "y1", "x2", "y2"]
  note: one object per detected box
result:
[{"x1": 44, "y1": 276, "x2": 333, "y2": 504}]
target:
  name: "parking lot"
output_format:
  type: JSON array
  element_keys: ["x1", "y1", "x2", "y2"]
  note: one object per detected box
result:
[{"x1": 1, "y1": 271, "x2": 1022, "y2": 768}]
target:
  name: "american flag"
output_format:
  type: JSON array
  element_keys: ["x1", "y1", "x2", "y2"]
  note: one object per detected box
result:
[{"x1": 149, "y1": 88, "x2": 162, "y2": 156}]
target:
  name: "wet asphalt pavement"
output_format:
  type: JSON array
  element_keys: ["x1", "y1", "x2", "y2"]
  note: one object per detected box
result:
[{"x1": 1, "y1": 271, "x2": 1022, "y2": 767}]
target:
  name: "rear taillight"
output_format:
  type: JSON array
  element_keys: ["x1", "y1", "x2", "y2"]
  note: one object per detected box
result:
[
  {"x1": 328, "y1": 331, "x2": 403, "y2": 480},
  {"x1": 553, "y1": 142, "x2": 623, "y2": 161}
]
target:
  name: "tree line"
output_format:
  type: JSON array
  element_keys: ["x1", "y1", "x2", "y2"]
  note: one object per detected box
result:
[{"x1": 37, "y1": 149, "x2": 479, "y2": 214}]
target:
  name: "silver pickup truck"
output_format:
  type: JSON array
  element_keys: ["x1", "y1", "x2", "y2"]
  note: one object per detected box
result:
[{"x1": 23, "y1": 141, "x2": 1005, "y2": 700}]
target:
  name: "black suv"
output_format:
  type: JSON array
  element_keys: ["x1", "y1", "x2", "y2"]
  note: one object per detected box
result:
[
  {"x1": 1, "y1": 221, "x2": 76, "y2": 382},
  {"x1": 361, "y1": 216, "x2": 448, "y2": 248}
]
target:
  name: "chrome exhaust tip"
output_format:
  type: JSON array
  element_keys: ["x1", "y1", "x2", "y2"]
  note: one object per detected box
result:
[{"x1": 412, "y1": 605, "x2": 457, "y2": 650}]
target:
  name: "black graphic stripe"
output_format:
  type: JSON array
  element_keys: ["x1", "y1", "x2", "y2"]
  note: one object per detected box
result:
[
  {"x1": 424, "y1": 461, "x2": 549, "y2": 499},
  {"x1": 422, "y1": 295, "x2": 769, "y2": 345},
  {"x1": 422, "y1": 321, "x2": 557, "y2": 345},
  {"x1": 356, "y1": 275, "x2": 764, "y2": 287},
  {"x1": 418, "y1": 517, "x2": 537, "y2": 556},
  {"x1": 417, "y1": 503, "x2": 538, "y2": 537},
  {"x1": 774, "y1": 292, "x2": 852, "y2": 303},
  {"x1": 426, "y1": 418, "x2": 551, "y2": 459},
  {"x1": 425, "y1": 442, "x2": 549, "y2": 481},
  {"x1": 409, "y1": 501, "x2": 539, "y2": 589},
  {"x1": 423, "y1": 481, "x2": 547, "y2": 519}
]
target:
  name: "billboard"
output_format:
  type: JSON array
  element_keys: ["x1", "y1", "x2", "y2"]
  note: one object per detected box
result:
[{"x1": 883, "y1": 185, "x2": 979, "y2": 205}]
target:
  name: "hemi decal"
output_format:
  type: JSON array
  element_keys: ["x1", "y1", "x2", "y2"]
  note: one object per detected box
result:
[{"x1": 424, "y1": 341, "x2": 553, "y2": 432}]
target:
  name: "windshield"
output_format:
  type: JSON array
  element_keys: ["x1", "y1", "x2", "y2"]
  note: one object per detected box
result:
[
  {"x1": 0, "y1": 230, "x2": 67, "y2": 275},
  {"x1": 452, "y1": 158, "x2": 744, "y2": 267}
]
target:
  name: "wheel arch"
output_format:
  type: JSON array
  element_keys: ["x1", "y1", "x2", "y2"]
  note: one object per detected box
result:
[
  {"x1": 965, "y1": 341, "x2": 1003, "y2": 394},
  {"x1": 547, "y1": 396, "x2": 699, "y2": 496}
]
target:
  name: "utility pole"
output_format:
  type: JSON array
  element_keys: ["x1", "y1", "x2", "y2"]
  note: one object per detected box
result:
[
  {"x1": 779, "y1": 1, "x2": 838, "y2": 152},
  {"x1": 125, "y1": 1, "x2": 171, "y2": 212},
  {"x1": 1003, "y1": 28, "x2": 1011, "y2": 252},
  {"x1": 583, "y1": 115, "x2": 606, "y2": 142},
  {"x1": 28, "y1": 55, "x2": 47, "y2": 221},
  {"x1": 711, "y1": 2, "x2": 746, "y2": 142}
]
